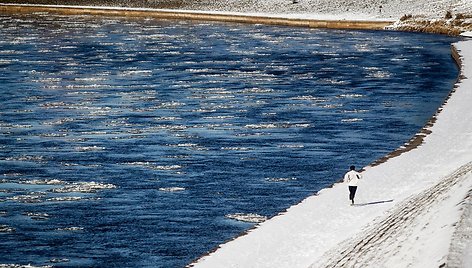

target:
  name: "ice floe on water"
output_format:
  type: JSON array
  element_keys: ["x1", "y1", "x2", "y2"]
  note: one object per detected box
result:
[
  {"x1": 46, "y1": 196, "x2": 84, "y2": 202},
  {"x1": 56, "y1": 227, "x2": 84, "y2": 231},
  {"x1": 125, "y1": 162, "x2": 182, "y2": 171},
  {"x1": 74, "y1": 146, "x2": 106, "y2": 152},
  {"x1": 19, "y1": 179, "x2": 63, "y2": 185},
  {"x1": 1, "y1": 179, "x2": 116, "y2": 204},
  {"x1": 265, "y1": 177, "x2": 298, "y2": 182},
  {"x1": 0, "y1": 224, "x2": 15, "y2": 233},
  {"x1": 7, "y1": 193, "x2": 46, "y2": 203},
  {"x1": 2, "y1": 155, "x2": 44, "y2": 162},
  {"x1": 159, "y1": 187, "x2": 186, "y2": 192},
  {"x1": 225, "y1": 213, "x2": 268, "y2": 223},
  {"x1": 221, "y1": 147, "x2": 253, "y2": 151},
  {"x1": 49, "y1": 258, "x2": 70, "y2": 264},
  {"x1": 245, "y1": 122, "x2": 311, "y2": 129},
  {"x1": 342, "y1": 109, "x2": 369, "y2": 113},
  {"x1": 0, "y1": 264, "x2": 51, "y2": 267},
  {"x1": 39, "y1": 133, "x2": 67, "y2": 138},
  {"x1": 341, "y1": 118, "x2": 364, "y2": 123},
  {"x1": 337, "y1": 93, "x2": 364, "y2": 98},
  {"x1": 23, "y1": 212, "x2": 49, "y2": 221},
  {"x1": 49, "y1": 182, "x2": 116, "y2": 193},
  {"x1": 203, "y1": 115, "x2": 237, "y2": 120},
  {"x1": 291, "y1": 95, "x2": 328, "y2": 102},
  {"x1": 154, "y1": 116, "x2": 182, "y2": 121},
  {"x1": 277, "y1": 144, "x2": 305, "y2": 149}
]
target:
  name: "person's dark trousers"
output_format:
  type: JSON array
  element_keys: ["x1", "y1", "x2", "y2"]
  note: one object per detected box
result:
[{"x1": 348, "y1": 186, "x2": 357, "y2": 204}]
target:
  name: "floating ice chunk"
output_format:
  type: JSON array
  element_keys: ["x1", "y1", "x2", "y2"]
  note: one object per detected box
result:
[
  {"x1": 39, "y1": 133, "x2": 68, "y2": 138},
  {"x1": 7, "y1": 194, "x2": 45, "y2": 203},
  {"x1": 367, "y1": 70, "x2": 391, "y2": 78},
  {"x1": 80, "y1": 131, "x2": 107, "y2": 136},
  {"x1": 342, "y1": 109, "x2": 369, "y2": 113},
  {"x1": 23, "y1": 212, "x2": 49, "y2": 220},
  {"x1": 245, "y1": 122, "x2": 310, "y2": 129},
  {"x1": 125, "y1": 162, "x2": 181, "y2": 170},
  {"x1": 74, "y1": 146, "x2": 106, "y2": 152},
  {"x1": 165, "y1": 155, "x2": 190, "y2": 159},
  {"x1": 49, "y1": 258, "x2": 70, "y2": 263},
  {"x1": 0, "y1": 59, "x2": 13, "y2": 65},
  {"x1": 203, "y1": 115, "x2": 236, "y2": 120},
  {"x1": 225, "y1": 213, "x2": 267, "y2": 223},
  {"x1": 74, "y1": 77, "x2": 106, "y2": 82},
  {"x1": 0, "y1": 123, "x2": 32, "y2": 129},
  {"x1": 175, "y1": 143, "x2": 198, "y2": 147},
  {"x1": 4, "y1": 155, "x2": 45, "y2": 162},
  {"x1": 278, "y1": 144, "x2": 304, "y2": 148},
  {"x1": 265, "y1": 177, "x2": 298, "y2": 182},
  {"x1": 0, "y1": 224, "x2": 15, "y2": 232},
  {"x1": 157, "y1": 101, "x2": 185, "y2": 108},
  {"x1": 293, "y1": 123, "x2": 311, "y2": 128},
  {"x1": 50, "y1": 182, "x2": 116, "y2": 193},
  {"x1": 47, "y1": 196, "x2": 83, "y2": 202},
  {"x1": 338, "y1": 94, "x2": 364, "y2": 98},
  {"x1": 159, "y1": 187, "x2": 186, "y2": 192},
  {"x1": 155, "y1": 116, "x2": 182, "y2": 121},
  {"x1": 2, "y1": 172, "x2": 21, "y2": 177},
  {"x1": 291, "y1": 95, "x2": 327, "y2": 102},
  {"x1": 235, "y1": 132, "x2": 271, "y2": 137},
  {"x1": 0, "y1": 265, "x2": 52, "y2": 268},
  {"x1": 42, "y1": 118, "x2": 74, "y2": 125},
  {"x1": 321, "y1": 104, "x2": 343, "y2": 109},
  {"x1": 56, "y1": 227, "x2": 84, "y2": 231},
  {"x1": 20, "y1": 179, "x2": 63, "y2": 185},
  {"x1": 125, "y1": 161, "x2": 151, "y2": 166},
  {"x1": 341, "y1": 118, "x2": 363, "y2": 123},
  {"x1": 40, "y1": 101, "x2": 68, "y2": 108},
  {"x1": 241, "y1": 88, "x2": 274, "y2": 93},
  {"x1": 245, "y1": 123, "x2": 278, "y2": 129},
  {"x1": 221, "y1": 147, "x2": 252, "y2": 151},
  {"x1": 152, "y1": 165, "x2": 182, "y2": 171}
]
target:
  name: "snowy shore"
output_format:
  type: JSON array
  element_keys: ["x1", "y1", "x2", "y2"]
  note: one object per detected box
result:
[{"x1": 191, "y1": 40, "x2": 472, "y2": 267}]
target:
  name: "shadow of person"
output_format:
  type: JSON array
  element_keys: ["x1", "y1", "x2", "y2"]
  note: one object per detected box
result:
[{"x1": 354, "y1": 199, "x2": 394, "y2": 206}]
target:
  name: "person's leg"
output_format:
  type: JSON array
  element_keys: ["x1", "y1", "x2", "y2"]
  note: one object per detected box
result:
[{"x1": 349, "y1": 186, "x2": 357, "y2": 204}]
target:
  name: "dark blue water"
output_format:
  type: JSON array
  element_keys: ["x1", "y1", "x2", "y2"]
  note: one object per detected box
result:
[{"x1": 0, "y1": 13, "x2": 459, "y2": 267}]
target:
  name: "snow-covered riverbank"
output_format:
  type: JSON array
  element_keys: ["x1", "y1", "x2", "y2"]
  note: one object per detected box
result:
[{"x1": 191, "y1": 40, "x2": 472, "y2": 267}]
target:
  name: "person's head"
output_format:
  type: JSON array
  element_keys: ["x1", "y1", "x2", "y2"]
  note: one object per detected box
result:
[{"x1": 350, "y1": 165, "x2": 355, "y2": 171}]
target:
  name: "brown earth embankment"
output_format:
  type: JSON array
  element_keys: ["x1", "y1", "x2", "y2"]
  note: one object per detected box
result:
[{"x1": 0, "y1": 4, "x2": 393, "y2": 30}]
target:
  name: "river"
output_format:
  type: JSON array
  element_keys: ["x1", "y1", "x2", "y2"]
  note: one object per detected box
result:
[{"x1": 0, "y1": 13, "x2": 459, "y2": 267}]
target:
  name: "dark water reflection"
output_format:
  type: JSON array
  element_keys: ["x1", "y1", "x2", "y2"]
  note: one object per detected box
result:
[{"x1": 0, "y1": 13, "x2": 459, "y2": 267}]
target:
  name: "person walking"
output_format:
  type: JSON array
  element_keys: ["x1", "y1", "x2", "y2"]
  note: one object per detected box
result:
[{"x1": 344, "y1": 165, "x2": 362, "y2": 205}]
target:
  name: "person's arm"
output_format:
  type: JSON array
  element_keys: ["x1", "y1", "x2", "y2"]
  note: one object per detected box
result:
[{"x1": 344, "y1": 173, "x2": 350, "y2": 183}]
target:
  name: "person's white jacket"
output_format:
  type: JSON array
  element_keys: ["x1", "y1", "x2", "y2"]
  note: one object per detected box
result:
[{"x1": 344, "y1": 170, "x2": 362, "y2": 186}]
